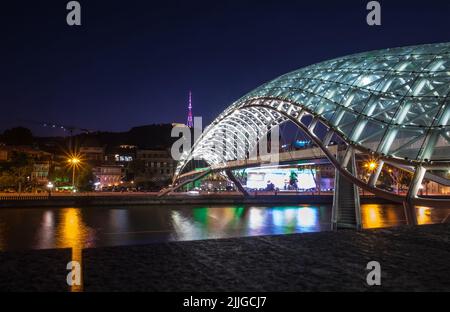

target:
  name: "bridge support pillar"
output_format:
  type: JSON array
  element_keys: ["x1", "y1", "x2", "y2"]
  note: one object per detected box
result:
[
  {"x1": 332, "y1": 149, "x2": 361, "y2": 230},
  {"x1": 225, "y1": 170, "x2": 250, "y2": 197},
  {"x1": 403, "y1": 166, "x2": 425, "y2": 226},
  {"x1": 368, "y1": 160, "x2": 384, "y2": 187},
  {"x1": 341, "y1": 146, "x2": 353, "y2": 169}
]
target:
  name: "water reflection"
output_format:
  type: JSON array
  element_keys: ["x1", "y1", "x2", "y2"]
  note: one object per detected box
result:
[
  {"x1": 55, "y1": 209, "x2": 89, "y2": 292},
  {"x1": 361, "y1": 204, "x2": 403, "y2": 228},
  {"x1": 36, "y1": 210, "x2": 55, "y2": 249},
  {"x1": 416, "y1": 207, "x2": 433, "y2": 225},
  {"x1": 297, "y1": 208, "x2": 318, "y2": 227},
  {"x1": 360, "y1": 204, "x2": 448, "y2": 228},
  {"x1": 170, "y1": 206, "x2": 324, "y2": 240},
  {"x1": 0, "y1": 204, "x2": 448, "y2": 253}
]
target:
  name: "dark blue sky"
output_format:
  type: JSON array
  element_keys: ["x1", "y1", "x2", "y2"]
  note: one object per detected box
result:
[{"x1": 1, "y1": 0, "x2": 449, "y2": 136}]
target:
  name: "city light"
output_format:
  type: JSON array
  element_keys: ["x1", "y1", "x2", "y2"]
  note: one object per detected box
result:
[
  {"x1": 364, "y1": 160, "x2": 378, "y2": 171},
  {"x1": 68, "y1": 157, "x2": 81, "y2": 165},
  {"x1": 67, "y1": 153, "x2": 83, "y2": 189}
]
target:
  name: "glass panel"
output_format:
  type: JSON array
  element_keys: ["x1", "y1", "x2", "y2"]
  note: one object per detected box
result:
[
  {"x1": 431, "y1": 135, "x2": 450, "y2": 161},
  {"x1": 388, "y1": 128, "x2": 426, "y2": 160},
  {"x1": 356, "y1": 121, "x2": 387, "y2": 152},
  {"x1": 337, "y1": 112, "x2": 359, "y2": 138}
]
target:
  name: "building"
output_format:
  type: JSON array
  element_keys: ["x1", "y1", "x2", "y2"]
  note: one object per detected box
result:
[
  {"x1": 80, "y1": 146, "x2": 105, "y2": 164},
  {"x1": 104, "y1": 145, "x2": 136, "y2": 164},
  {"x1": 0, "y1": 146, "x2": 52, "y2": 162},
  {"x1": 31, "y1": 162, "x2": 51, "y2": 184},
  {"x1": 132, "y1": 149, "x2": 177, "y2": 189},
  {"x1": 0, "y1": 146, "x2": 53, "y2": 186},
  {"x1": 0, "y1": 146, "x2": 7, "y2": 161},
  {"x1": 136, "y1": 149, "x2": 176, "y2": 177},
  {"x1": 101, "y1": 145, "x2": 136, "y2": 183},
  {"x1": 93, "y1": 165, "x2": 123, "y2": 190}
]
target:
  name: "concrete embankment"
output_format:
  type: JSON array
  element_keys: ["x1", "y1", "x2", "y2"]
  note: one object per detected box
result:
[{"x1": 0, "y1": 194, "x2": 396, "y2": 208}]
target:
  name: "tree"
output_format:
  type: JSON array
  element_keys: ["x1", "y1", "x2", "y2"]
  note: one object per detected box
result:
[
  {"x1": 379, "y1": 170, "x2": 394, "y2": 186},
  {"x1": 0, "y1": 172, "x2": 15, "y2": 189},
  {"x1": 11, "y1": 165, "x2": 33, "y2": 193},
  {"x1": 10, "y1": 152, "x2": 34, "y2": 192},
  {"x1": 0, "y1": 152, "x2": 34, "y2": 192},
  {"x1": 398, "y1": 170, "x2": 412, "y2": 190},
  {"x1": 1, "y1": 127, "x2": 34, "y2": 145},
  {"x1": 289, "y1": 170, "x2": 298, "y2": 189},
  {"x1": 76, "y1": 164, "x2": 94, "y2": 191},
  {"x1": 48, "y1": 165, "x2": 71, "y2": 185}
]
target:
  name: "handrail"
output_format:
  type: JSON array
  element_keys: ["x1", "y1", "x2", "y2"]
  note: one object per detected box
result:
[{"x1": 0, "y1": 195, "x2": 49, "y2": 201}]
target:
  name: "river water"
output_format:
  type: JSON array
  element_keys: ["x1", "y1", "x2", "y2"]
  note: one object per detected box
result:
[{"x1": 0, "y1": 204, "x2": 448, "y2": 252}]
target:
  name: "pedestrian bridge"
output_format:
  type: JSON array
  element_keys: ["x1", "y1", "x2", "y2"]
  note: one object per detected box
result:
[{"x1": 166, "y1": 42, "x2": 450, "y2": 227}]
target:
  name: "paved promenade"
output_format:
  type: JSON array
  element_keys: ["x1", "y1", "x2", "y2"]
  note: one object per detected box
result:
[
  {"x1": 82, "y1": 223, "x2": 450, "y2": 291},
  {"x1": 1, "y1": 223, "x2": 449, "y2": 291}
]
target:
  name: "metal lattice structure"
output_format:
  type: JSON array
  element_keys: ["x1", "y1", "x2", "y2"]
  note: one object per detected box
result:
[{"x1": 174, "y1": 43, "x2": 450, "y2": 211}]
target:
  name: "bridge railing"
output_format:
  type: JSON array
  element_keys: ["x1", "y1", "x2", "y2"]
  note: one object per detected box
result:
[
  {"x1": 0, "y1": 194, "x2": 50, "y2": 201},
  {"x1": 210, "y1": 145, "x2": 338, "y2": 170}
]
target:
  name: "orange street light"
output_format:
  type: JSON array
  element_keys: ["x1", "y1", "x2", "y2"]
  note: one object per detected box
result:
[
  {"x1": 68, "y1": 157, "x2": 80, "y2": 165},
  {"x1": 67, "y1": 154, "x2": 83, "y2": 189},
  {"x1": 366, "y1": 160, "x2": 377, "y2": 171}
]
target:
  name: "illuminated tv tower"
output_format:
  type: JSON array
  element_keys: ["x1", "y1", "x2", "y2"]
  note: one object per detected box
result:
[{"x1": 186, "y1": 91, "x2": 193, "y2": 128}]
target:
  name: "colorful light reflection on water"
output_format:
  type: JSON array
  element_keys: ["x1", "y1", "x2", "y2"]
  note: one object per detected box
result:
[
  {"x1": 0, "y1": 204, "x2": 448, "y2": 255},
  {"x1": 171, "y1": 206, "x2": 324, "y2": 241}
]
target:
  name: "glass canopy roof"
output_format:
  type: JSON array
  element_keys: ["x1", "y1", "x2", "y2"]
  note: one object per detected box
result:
[{"x1": 178, "y1": 42, "x2": 450, "y2": 175}]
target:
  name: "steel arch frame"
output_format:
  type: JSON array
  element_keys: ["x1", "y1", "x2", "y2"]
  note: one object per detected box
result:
[
  {"x1": 174, "y1": 96, "x2": 450, "y2": 209},
  {"x1": 173, "y1": 43, "x2": 450, "y2": 211}
]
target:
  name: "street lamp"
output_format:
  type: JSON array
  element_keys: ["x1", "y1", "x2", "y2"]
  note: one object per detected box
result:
[
  {"x1": 67, "y1": 155, "x2": 82, "y2": 190},
  {"x1": 365, "y1": 160, "x2": 377, "y2": 171},
  {"x1": 46, "y1": 181, "x2": 54, "y2": 196},
  {"x1": 368, "y1": 161, "x2": 377, "y2": 171}
]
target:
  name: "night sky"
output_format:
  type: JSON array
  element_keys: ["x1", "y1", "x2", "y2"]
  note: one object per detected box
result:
[{"x1": 1, "y1": 0, "x2": 449, "y2": 136}]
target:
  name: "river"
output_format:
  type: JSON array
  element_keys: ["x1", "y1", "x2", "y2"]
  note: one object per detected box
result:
[{"x1": 0, "y1": 204, "x2": 448, "y2": 252}]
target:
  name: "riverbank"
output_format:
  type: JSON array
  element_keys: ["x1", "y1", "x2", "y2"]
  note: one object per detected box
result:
[
  {"x1": 1, "y1": 223, "x2": 449, "y2": 291},
  {"x1": 0, "y1": 193, "x2": 398, "y2": 208}
]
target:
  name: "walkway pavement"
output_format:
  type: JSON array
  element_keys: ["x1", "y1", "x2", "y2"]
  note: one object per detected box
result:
[
  {"x1": 83, "y1": 223, "x2": 450, "y2": 291},
  {"x1": 1, "y1": 224, "x2": 449, "y2": 291}
]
